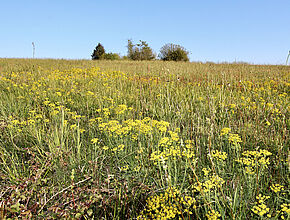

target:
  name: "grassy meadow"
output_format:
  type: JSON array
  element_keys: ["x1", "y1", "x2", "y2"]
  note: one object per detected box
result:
[{"x1": 0, "y1": 58, "x2": 289, "y2": 219}]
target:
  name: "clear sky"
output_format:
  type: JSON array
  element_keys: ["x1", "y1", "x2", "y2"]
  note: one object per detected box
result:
[{"x1": 0, "y1": 0, "x2": 289, "y2": 64}]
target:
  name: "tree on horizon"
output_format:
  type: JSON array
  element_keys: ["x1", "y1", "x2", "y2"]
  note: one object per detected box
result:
[
  {"x1": 127, "y1": 40, "x2": 155, "y2": 61},
  {"x1": 159, "y1": 43, "x2": 189, "y2": 61},
  {"x1": 92, "y1": 43, "x2": 105, "y2": 60}
]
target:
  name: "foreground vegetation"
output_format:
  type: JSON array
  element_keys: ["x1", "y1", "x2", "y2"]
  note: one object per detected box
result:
[{"x1": 0, "y1": 59, "x2": 289, "y2": 219}]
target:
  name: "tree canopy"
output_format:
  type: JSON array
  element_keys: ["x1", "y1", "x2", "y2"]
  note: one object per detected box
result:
[
  {"x1": 159, "y1": 43, "x2": 189, "y2": 61},
  {"x1": 127, "y1": 40, "x2": 155, "y2": 61}
]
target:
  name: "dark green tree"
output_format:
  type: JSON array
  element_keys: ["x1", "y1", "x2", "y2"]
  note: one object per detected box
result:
[
  {"x1": 91, "y1": 43, "x2": 105, "y2": 60},
  {"x1": 127, "y1": 40, "x2": 155, "y2": 60},
  {"x1": 159, "y1": 43, "x2": 189, "y2": 61}
]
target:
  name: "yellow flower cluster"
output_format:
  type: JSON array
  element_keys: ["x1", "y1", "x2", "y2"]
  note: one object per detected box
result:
[
  {"x1": 150, "y1": 147, "x2": 181, "y2": 164},
  {"x1": 150, "y1": 138, "x2": 195, "y2": 165},
  {"x1": 98, "y1": 117, "x2": 170, "y2": 139},
  {"x1": 270, "y1": 183, "x2": 284, "y2": 193},
  {"x1": 220, "y1": 127, "x2": 231, "y2": 136},
  {"x1": 202, "y1": 168, "x2": 211, "y2": 176},
  {"x1": 114, "y1": 104, "x2": 131, "y2": 115},
  {"x1": 206, "y1": 209, "x2": 221, "y2": 220},
  {"x1": 193, "y1": 175, "x2": 225, "y2": 193},
  {"x1": 220, "y1": 128, "x2": 242, "y2": 145},
  {"x1": 228, "y1": 133, "x2": 242, "y2": 144},
  {"x1": 91, "y1": 138, "x2": 99, "y2": 144},
  {"x1": 236, "y1": 149, "x2": 272, "y2": 174},
  {"x1": 137, "y1": 187, "x2": 196, "y2": 219},
  {"x1": 211, "y1": 150, "x2": 227, "y2": 161},
  {"x1": 281, "y1": 203, "x2": 290, "y2": 214},
  {"x1": 251, "y1": 194, "x2": 271, "y2": 217},
  {"x1": 6, "y1": 102, "x2": 70, "y2": 132},
  {"x1": 279, "y1": 203, "x2": 290, "y2": 219}
]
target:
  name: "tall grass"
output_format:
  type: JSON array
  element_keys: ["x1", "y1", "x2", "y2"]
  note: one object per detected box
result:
[{"x1": 0, "y1": 58, "x2": 289, "y2": 219}]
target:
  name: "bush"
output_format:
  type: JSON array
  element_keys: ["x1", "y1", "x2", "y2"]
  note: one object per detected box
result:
[
  {"x1": 103, "y1": 53, "x2": 121, "y2": 60},
  {"x1": 159, "y1": 43, "x2": 189, "y2": 61},
  {"x1": 92, "y1": 43, "x2": 105, "y2": 60},
  {"x1": 127, "y1": 40, "x2": 155, "y2": 61}
]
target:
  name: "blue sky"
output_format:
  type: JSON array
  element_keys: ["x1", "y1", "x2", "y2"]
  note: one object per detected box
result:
[{"x1": 0, "y1": 0, "x2": 289, "y2": 64}]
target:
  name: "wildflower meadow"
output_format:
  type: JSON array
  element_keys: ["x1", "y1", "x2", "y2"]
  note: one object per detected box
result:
[{"x1": 0, "y1": 59, "x2": 289, "y2": 219}]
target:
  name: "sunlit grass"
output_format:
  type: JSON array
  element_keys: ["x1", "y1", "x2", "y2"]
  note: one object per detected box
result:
[{"x1": 0, "y1": 58, "x2": 289, "y2": 219}]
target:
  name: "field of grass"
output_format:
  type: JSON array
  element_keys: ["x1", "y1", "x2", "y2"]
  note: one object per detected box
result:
[{"x1": 0, "y1": 58, "x2": 289, "y2": 219}]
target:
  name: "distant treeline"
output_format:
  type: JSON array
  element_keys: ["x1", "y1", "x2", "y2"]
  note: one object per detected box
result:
[{"x1": 92, "y1": 40, "x2": 190, "y2": 61}]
